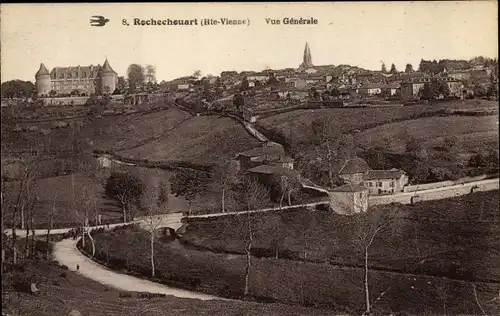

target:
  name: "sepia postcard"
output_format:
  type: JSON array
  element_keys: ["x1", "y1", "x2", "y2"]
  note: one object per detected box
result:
[{"x1": 1, "y1": 2, "x2": 499, "y2": 316}]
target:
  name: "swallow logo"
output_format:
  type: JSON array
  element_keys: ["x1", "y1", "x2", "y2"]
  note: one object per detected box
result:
[{"x1": 90, "y1": 16, "x2": 110, "y2": 27}]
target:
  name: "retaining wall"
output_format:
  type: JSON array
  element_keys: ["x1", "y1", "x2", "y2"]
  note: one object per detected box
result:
[
  {"x1": 403, "y1": 174, "x2": 497, "y2": 192},
  {"x1": 370, "y1": 178, "x2": 499, "y2": 206}
]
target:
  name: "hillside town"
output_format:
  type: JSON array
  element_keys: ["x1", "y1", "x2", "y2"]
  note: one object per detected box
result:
[{"x1": 2, "y1": 3, "x2": 500, "y2": 316}]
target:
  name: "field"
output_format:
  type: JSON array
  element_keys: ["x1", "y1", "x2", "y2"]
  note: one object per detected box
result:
[
  {"x1": 117, "y1": 115, "x2": 261, "y2": 164},
  {"x1": 84, "y1": 191, "x2": 500, "y2": 315},
  {"x1": 3, "y1": 173, "x2": 122, "y2": 228},
  {"x1": 258, "y1": 99, "x2": 499, "y2": 149},
  {"x1": 1, "y1": 260, "x2": 337, "y2": 316},
  {"x1": 355, "y1": 115, "x2": 499, "y2": 156},
  {"x1": 2, "y1": 106, "x2": 261, "y2": 166}
]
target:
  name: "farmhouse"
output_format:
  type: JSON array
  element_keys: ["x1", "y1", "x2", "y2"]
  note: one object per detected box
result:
[
  {"x1": 334, "y1": 157, "x2": 372, "y2": 184},
  {"x1": 357, "y1": 83, "x2": 383, "y2": 96},
  {"x1": 328, "y1": 183, "x2": 369, "y2": 215},
  {"x1": 363, "y1": 169, "x2": 409, "y2": 195},
  {"x1": 235, "y1": 142, "x2": 293, "y2": 171}
]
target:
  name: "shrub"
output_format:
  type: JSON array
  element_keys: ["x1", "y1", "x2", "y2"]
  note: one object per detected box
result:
[
  {"x1": 60, "y1": 265, "x2": 69, "y2": 270},
  {"x1": 59, "y1": 272, "x2": 67, "y2": 278}
]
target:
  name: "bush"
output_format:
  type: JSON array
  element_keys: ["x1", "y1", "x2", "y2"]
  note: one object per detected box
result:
[
  {"x1": 59, "y1": 272, "x2": 67, "y2": 278},
  {"x1": 60, "y1": 265, "x2": 69, "y2": 270}
]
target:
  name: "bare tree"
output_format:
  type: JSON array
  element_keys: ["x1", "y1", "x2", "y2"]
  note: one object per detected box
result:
[
  {"x1": 213, "y1": 160, "x2": 239, "y2": 213},
  {"x1": 352, "y1": 207, "x2": 399, "y2": 315},
  {"x1": 141, "y1": 179, "x2": 169, "y2": 278},
  {"x1": 2, "y1": 156, "x2": 41, "y2": 263},
  {"x1": 46, "y1": 191, "x2": 59, "y2": 260},
  {"x1": 311, "y1": 116, "x2": 354, "y2": 188},
  {"x1": 73, "y1": 182, "x2": 99, "y2": 257},
  {"x1": 234, "y1": 176, "x2": 270, "y2": 296}
]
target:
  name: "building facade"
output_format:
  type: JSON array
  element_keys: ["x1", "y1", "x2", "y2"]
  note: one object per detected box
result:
[
  {"x1": 35, "y1": 58, "x2": 118, "y2": 97},
  {"x1": 363, "y1": 169, "x2": 409, "y2": 195}
]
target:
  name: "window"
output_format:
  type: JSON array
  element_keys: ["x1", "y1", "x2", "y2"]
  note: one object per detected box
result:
[
  {"x1": 390, "y1": 182, "x2": 394, "y2": 188},
  {"x1": 359, "y1": 193, "x2": 363, "y2": 199},
  {"x1": 368, "y1": 182, "x2": 373, "y2": 187},
  {"x1": 377, "y1": 182, "x2": 382, "y2": 187}
]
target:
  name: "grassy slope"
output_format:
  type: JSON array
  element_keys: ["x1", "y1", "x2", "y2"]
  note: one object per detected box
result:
[
  {"x1": 85, "y1": 223, "x2": 500, "y2": 315},
  {"x1": 258, "y1": 100, "x2": 499, "y2": 148},
  {"x1": 355, "y1": 115, "x2": 499, "y2": 154},
  {"x1": 1, "y1": 261, "x2": 337, "y2": 316},
  {"x1": 183, "y1": 191, "x2": 500, "y2": 283},
  {"x1": 3, "y1": 173, "x2": 122, "y2": 228},
  {"x1": 118, "y1": 115, "x2": 262, "y2": 164},
  {"x1": 3, "y1": 107, "x2": 260, "y2": 166}
]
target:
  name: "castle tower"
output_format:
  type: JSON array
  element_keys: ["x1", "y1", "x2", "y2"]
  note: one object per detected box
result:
[
  {"x1": 99, "y1": 58, "x2": 118, "y2": 95},
  {"x1": 35, "y1": 63, "x2": 51, "y2": 96},
  {"x1": 300, "y1": 42, "x2": 314, "y2": 69}
]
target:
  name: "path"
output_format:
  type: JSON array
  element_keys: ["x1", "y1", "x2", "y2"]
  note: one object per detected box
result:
[
  {"x1": 52, "y1": 238, "x2": 227, "y2": 301},
  {"x1": 4, "y1": 212, "x2": 184, "y2": 237}
]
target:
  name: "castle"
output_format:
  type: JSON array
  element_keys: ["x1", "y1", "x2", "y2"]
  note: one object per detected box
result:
[{"x1": 35, "y1": 58, "x2": 118, "y2": 97}]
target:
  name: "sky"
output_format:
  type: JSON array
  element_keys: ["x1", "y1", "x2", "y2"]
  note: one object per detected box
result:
[{"x1": 1, "y1": 2, "x2": 498, "y2": 83}]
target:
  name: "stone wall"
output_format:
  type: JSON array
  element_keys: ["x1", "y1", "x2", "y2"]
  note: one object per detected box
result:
[
  {"x1": 403, "y1": 174, "x2": 496, "y2": 193},
  {"x1": 370, "y1": 178, "x2": 499, "y2": 206}
]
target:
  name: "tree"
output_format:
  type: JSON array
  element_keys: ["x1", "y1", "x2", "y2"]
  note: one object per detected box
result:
[
  {"x1": 405, "y1": 64, "x2": 414, "y2": 73},
  {"x1": 2, "y1": 155, "x2": 41, "y2": 264},
  {"x1": 170, "y1": 169, "x2": 210, "y2": 215},
  {"x1": 105, "y1": 172, "x2": 144, "y2": 222},
  {"x1": 73, "y1": 181, "x2": 99, "y2": 257},
  {"x1": 193, "y1": 70, "x2": 202, "y2": 78},
  {"x1": 390, "y1": 63, "x2": 397, "y2": 74},
  {"x1": 311, "y1": 116, "x2": 355, "y2": 188},
  {"x1": 141, "y1": 179, "x2": 169, "y2": 278},
  {"x1": 267, "y1": 76, "x2": 279, "y2": 86},
  {"x1": 145, "y1": 65, "x2": 156, "y2": 84},
  {"x1": 127, "y1": 64, "x2": 145, "y2": 93},
  {"x1": 240, "y1": 77, "x2": 250, "y2": 91},
  {"x1": 270, "y1": 169, "x2": 302, "y2": 207},
  {"x1": 1, "y1": 80, "x2": 36, "y2": 99},
  {"x1": 421, "y1": 79, "x2": 450, "y2": 100},
  {"x1": 233, "y1": 92, "x2": 245, "y2": 112},
  {"x1": 46, "y1": 191, "x2": 59, "y2": 259},
  {"x1": 381, "y1": 63, "x2": 387, "y2": 73},
  {"x1": 235, "y1": 176, "x2": 270, "y2": 296},
  {"x1": 486, "y1": 81, "x2": 498, "y2": 99},
  {"x1": 49, "y1": 90, "x2": 57, "y2": 98},
  {"x1": 352, "y1": 207, "x2": 400, "y2": 315},
  {"x1": 213, "y1": 160, "x2": 239, "y2": 213},
  {"x1": 117, "y1": 76, "x2": 127, "y2": 93},
  {"x1": 330, "y1": 88, "x2": 340, "y2": 97}
]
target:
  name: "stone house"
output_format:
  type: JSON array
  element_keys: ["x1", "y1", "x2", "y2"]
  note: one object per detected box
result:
[
  {"x1": 400, "y1": 78, "x2": 431, "y2": 99},
  {"x1": 335, "y1": 157, "x2": 372, "y2": 184},
  {"x1": 442, "y1": 77, "x2": 465, "y2": 98},
  {"x1": 247, "y1": 72, "x2": 270, "y2": 82},
  {"x1": 381, "y1": 83, "x2": 401, "y2": 96},
  {"x1": 357, "y1": 83, "x2": 383, "y2": 96},
  {"x1": 236, "y1": 142, "x2": 293, "y2": 171},
  {"x1": 328, "y1": 183, "x2": 369, "y2": 215},
  {"x1": 285, "y1": 77, "x2": 307, "y2": 90},
  {"x1": 363, "y1": 169, "x2": 409, "y2": 195}
]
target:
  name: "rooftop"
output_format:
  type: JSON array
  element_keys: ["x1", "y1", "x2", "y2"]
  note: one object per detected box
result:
[
  {"x1": 247, "y1": 164, "x2": 291, "y2": 175},
  {"x1": 334, "y1": 157, "x2": 372, "y2": 175},
  {"x1": 331, "y1": 183, "x2": 368, "y2": 192},
  {"x1": 238, "y1": 142, "x2": 286, "y2": 158},
  {"x1": 364, "y1": 169, "x2": 405, "y2": 180}
]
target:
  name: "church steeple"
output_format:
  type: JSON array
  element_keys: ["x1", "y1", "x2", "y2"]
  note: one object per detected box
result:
[{"x1": 299, "y1": 42, "x2": 314, "y2": 70}]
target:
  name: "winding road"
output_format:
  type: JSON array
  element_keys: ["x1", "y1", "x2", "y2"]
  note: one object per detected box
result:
[{"x1": 52, "y1": 238, "x2": 226, "y2": 301}]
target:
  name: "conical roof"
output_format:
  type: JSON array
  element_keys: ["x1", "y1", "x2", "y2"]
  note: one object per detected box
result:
[
  {"x1": 100, "y1": 58, "x2": 116, "y2": 74},
  {"x1": 35, "y1": 63, "x2": 50, "y2": 77}
]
